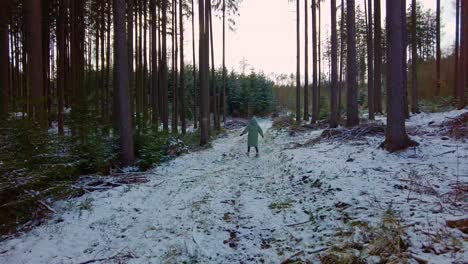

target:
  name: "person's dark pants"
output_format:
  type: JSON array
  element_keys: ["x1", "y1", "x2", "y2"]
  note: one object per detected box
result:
[{"x1": 248, "y1": 146, "x2": 259, "y2": 153}]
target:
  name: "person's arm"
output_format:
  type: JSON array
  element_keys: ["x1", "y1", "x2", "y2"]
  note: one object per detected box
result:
[
  {"x1": 240, "y1": 125, "x2": 248, "y2": 136},
  {"x1": 258, "y1": 125, "x2": 264, "y2": 138}
]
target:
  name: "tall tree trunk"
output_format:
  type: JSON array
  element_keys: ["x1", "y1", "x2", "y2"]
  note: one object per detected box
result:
[
  {"x1": 402, "y1": 0, "x2": 409, "y2": 118},
  {"x1": 303, "y1": 0, "x2": 309, "y2": 121},
  {"x1": 161, "y1": 0, "x2": 169, "y2": 131},
  {"x1": 383, "y1": 0, "x2": 417, "y2": 152},
  {"x1": 143, "y1": 0, "x2": 149, "y2": 128},
  {"x1": 454, "y1": 0, "x2": 460, "y2": 100},
  {"x1": 435, "y1": 0, "x2": 441, "y2": 95},
  {"x1": 100, "y1": 0, "x2": 106, "y2": 126},
  {"x1": 338, "y1": 0, "x2": 345, "y2": 117},
  {"x1": 366, "y1": 0, "x2": 374, "y2": 120},
  {"x1": 179, "y1": 0, "x2": 186, "y2": 134},
  {"x1": 318, "y1": 0, "x2": 321, "y2": 119},
  {"x1": 330, "y1": 0, "x2": 339, "y2": 128},
  {"x1": 150, "y1": 0, "x2": 159, "y2": 126},
  {"x1": 192, "y1": 0, "x2": 198, "y2": 129},
  {"x1": 222, "y1": 0, "x2": 227, "y2": 124},
  {"x1": 114, "y1": 0, "x2": 135, "y2": 166},
  {"x1": 0, "y1": 0, "x2": 11, "y2": 116},
  {"x1": 410, "y1": 0, "x2": 419, "y2": 113},
  {"x1": 346, "y1": 0, "x2": 359, "y2": 127},
  {"x1": 172, "y1": 0, "x2": 178, "y2": 133},
  {"x1": 458, "y1": 0, "x2": 467, "y2": 109},
  {"x1": 199, "y1": 0, "x2": 210, "y2": 145},
  {"x1": 127, "y1": 0, "x2": 135, "y2": 127},
  {"x1": 105, "y1": 2, "x2": 111, "y2": 127},
  {"x1": 296, "y1": 0, "x2": 301, "y2": 125},
  {"x1": 25, "y1": 0, "x2": 44, "y2": 125},
  {"x1": 311, "y1": 0, "x2": 318, "y2": 124},
  {"x1": 42, "y1": 0, "x2": 51, "y2": 127},
  {"x1": 57, "y1": 0, "x2": 66, "y2": 135},
  {"x1": 208, "y1": 1, "x2": 219, "y2": 130},
  {"x1": 374, "y1": 0, "x2": 382, "y2": 113}
]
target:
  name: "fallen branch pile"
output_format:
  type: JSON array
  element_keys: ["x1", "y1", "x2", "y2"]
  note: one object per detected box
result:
[
  {"x1": 320, "y1": 123, "x2": 385, "y2": 141},
  {"x1": 288, "y1": 123, "x2": 385, "y2": 149},
  {"x1": 438, "y1": 112, "x2": 468, "y2": 140},
  {"x1": 73, "y1": 173, "x2": 149, "y2": 194}
]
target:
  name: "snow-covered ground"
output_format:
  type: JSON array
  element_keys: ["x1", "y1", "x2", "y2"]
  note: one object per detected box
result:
[{"x1": 0, "y1": 110, "x2": 467, "y2": 263}]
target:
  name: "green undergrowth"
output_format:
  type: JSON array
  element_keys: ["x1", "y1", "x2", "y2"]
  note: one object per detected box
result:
[{"x1": 0, "y1": 116, "x2": 218, "y2": 237}]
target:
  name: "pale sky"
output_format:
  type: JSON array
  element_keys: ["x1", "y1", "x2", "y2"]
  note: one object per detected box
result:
[{"x1": 182, "y1": 0, "x2": 457, "y2": 78}]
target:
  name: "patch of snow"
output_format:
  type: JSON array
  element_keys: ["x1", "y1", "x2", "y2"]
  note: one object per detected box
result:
[{"x1": 0, "y1": 110, "x2": 466, "y2": 263}]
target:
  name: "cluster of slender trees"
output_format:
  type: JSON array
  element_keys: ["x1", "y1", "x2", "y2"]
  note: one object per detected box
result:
[
  {"x1": 295, "y1": 0, "x2": 467, "y2": 151},
  {"x1": 0, "y1": 0, "x2": 240, "y2": 166}
]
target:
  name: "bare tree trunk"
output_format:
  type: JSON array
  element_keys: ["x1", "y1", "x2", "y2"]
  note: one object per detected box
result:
[
  {"x1": 410, "y1": 0, "x2": 419, "y2": 113},
  {"x1": 304, "y1": 0, "x2": 309, "y2": 121},
  {"x1": 192, "y1": 0, "x2": 198, "y2": 129},
  {"x1": 366, "y1": 0, "x2": 374, "y2": 120},
  {"x1": 25, "y1": 0, "x2": 45, "y2": 125},
  {"x1": 318, "y1": 0, "x2": 321, "y2": 119},
  {"x1": 172, "y1": 0, "x2": 178, "y2": 133},
  {"x1": 127, "y1": 0, "x2": 135, "y2": 126},
  {"x1": 208, "y1": 1, "x2": 219, "y2": 130},
  {"x1": 383, "y1": 0, "x2": 417, "y2": 152},
  {"x1": 114, "y1": 0, "x2": 135, "y2": 166},
  {"x1": 311, "y1": 0, "x2": 318, "y2": 124},
  {"x1": 454, "y1": 0, "x2": 460, "y2": 100},
  {"x1": 222, "y1": 0, "x2": 227, "y2": 124},
  {"x1": 330, "y1": 0, "x2": 339, "y2": 128},
  {"x1": 435, "y1": 0, "x2": 441, "y2": 95},
  {"x1": 161, "y1": 0, "x2": 169, "y2": 131},
  {"x1": 402, "y1": 0, "x2": 409, "y2": 118},
  {"x1": 150, "y1": 0, "x2": 159, "y2": 126},
  {"x1": 57, "y1": 0, "x2": 66, "y2": 135},
  {"x1": 296, "y1": 0, "x2": 301, "y2": 125},
  {"x1": 199, "y1": 0, "x2": 210, "y2": 145},
  {"x1": 458, "y1": 0, "x2": 467, "y2": 109},
  {"x1": 179, "y1": 0, "x2": 186, "y2": 134},
  {"x1": 374, "y1": 0, "x2": 382, "y2": 113},
  {"x1": 346, "y1": 0, "x2": 359, "y2": 127},
  {"x1": 338, "y1": 0, "x2": 344, "y2": 117},
  {"x1": 0, "y1": 0, "x2": 11, "y2": 116}
]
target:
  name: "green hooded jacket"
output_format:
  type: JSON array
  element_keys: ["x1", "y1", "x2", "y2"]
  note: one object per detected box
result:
[{"x1": 241, "y1": 118, "x2": 264, "y2": 147}]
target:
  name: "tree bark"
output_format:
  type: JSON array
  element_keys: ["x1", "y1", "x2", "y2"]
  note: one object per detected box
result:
[
  {"x1": 383, "y1": 0, "x2": 417, "y2": 152},
  {"x1": 0, "y1": 0, "x2": 11, "y2": 116},
  {"x1": 161, "y1": 0, "x2": 169, "y2": 131},
  {"x1": 179, "y1": 0, "x2": 186, "y2": 134},
  {"x1": 192, "y1": 0, "x2": 198, "y2": 129},
  {"x1": 374, "y1": 0, "x2": 382, "y2": 113},
  {"x1": 330, "y1": 0, "x2": 339, "y2": 128},
  {"x1": 410, "y1": 0, "x2": 419, "y2": 113},
  {"x1": 199, "y1": 0, "x2": 210, "y2": 145},
  {"x1": 57, "y1": 0, "x2": 66, "y2": 135},
  {"x1": 222, "y1": 0, "x2": 227, "y2": 124},
  {"x1": 296, "y1": 0, "x2": 301, "y2": 125},
  {"x1": 304, "y1": 0, "x2": 309, "y2": 121},
  {"x1": 458, "y1": 0, "x2": 467, "y2": 109},
  {"x1": 454, "y1": 0, "x2": 460, "y2": 100},
  {"x1": 172, "y1": 0, "x2": 179, "y2": 133},
  {"x1": 435, "y1": 0, "x2": 441, "y2": 95},
  {"x1": 25, "y1": 0, "x2": 45, "y2": 125},
  {"x1": 114, "y1": 0, "x2": 135, "y2": 166},
  {"x1": 346, "y1": 0, "x2": 359, "y2": 127},
  {"x1": 366, "y1": 0, "x2": 374, "y2": 120},
  {"x1": 150, "y1": 0, "x2": 159, "y2": 126},
  {"x1": 311, "y1": 0, "x2": 318, "y2": 124}
]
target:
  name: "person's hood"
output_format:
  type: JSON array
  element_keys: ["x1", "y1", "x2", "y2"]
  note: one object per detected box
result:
[{"x1": 250, "y1": 117, "x2": 258, "y2": 126}]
